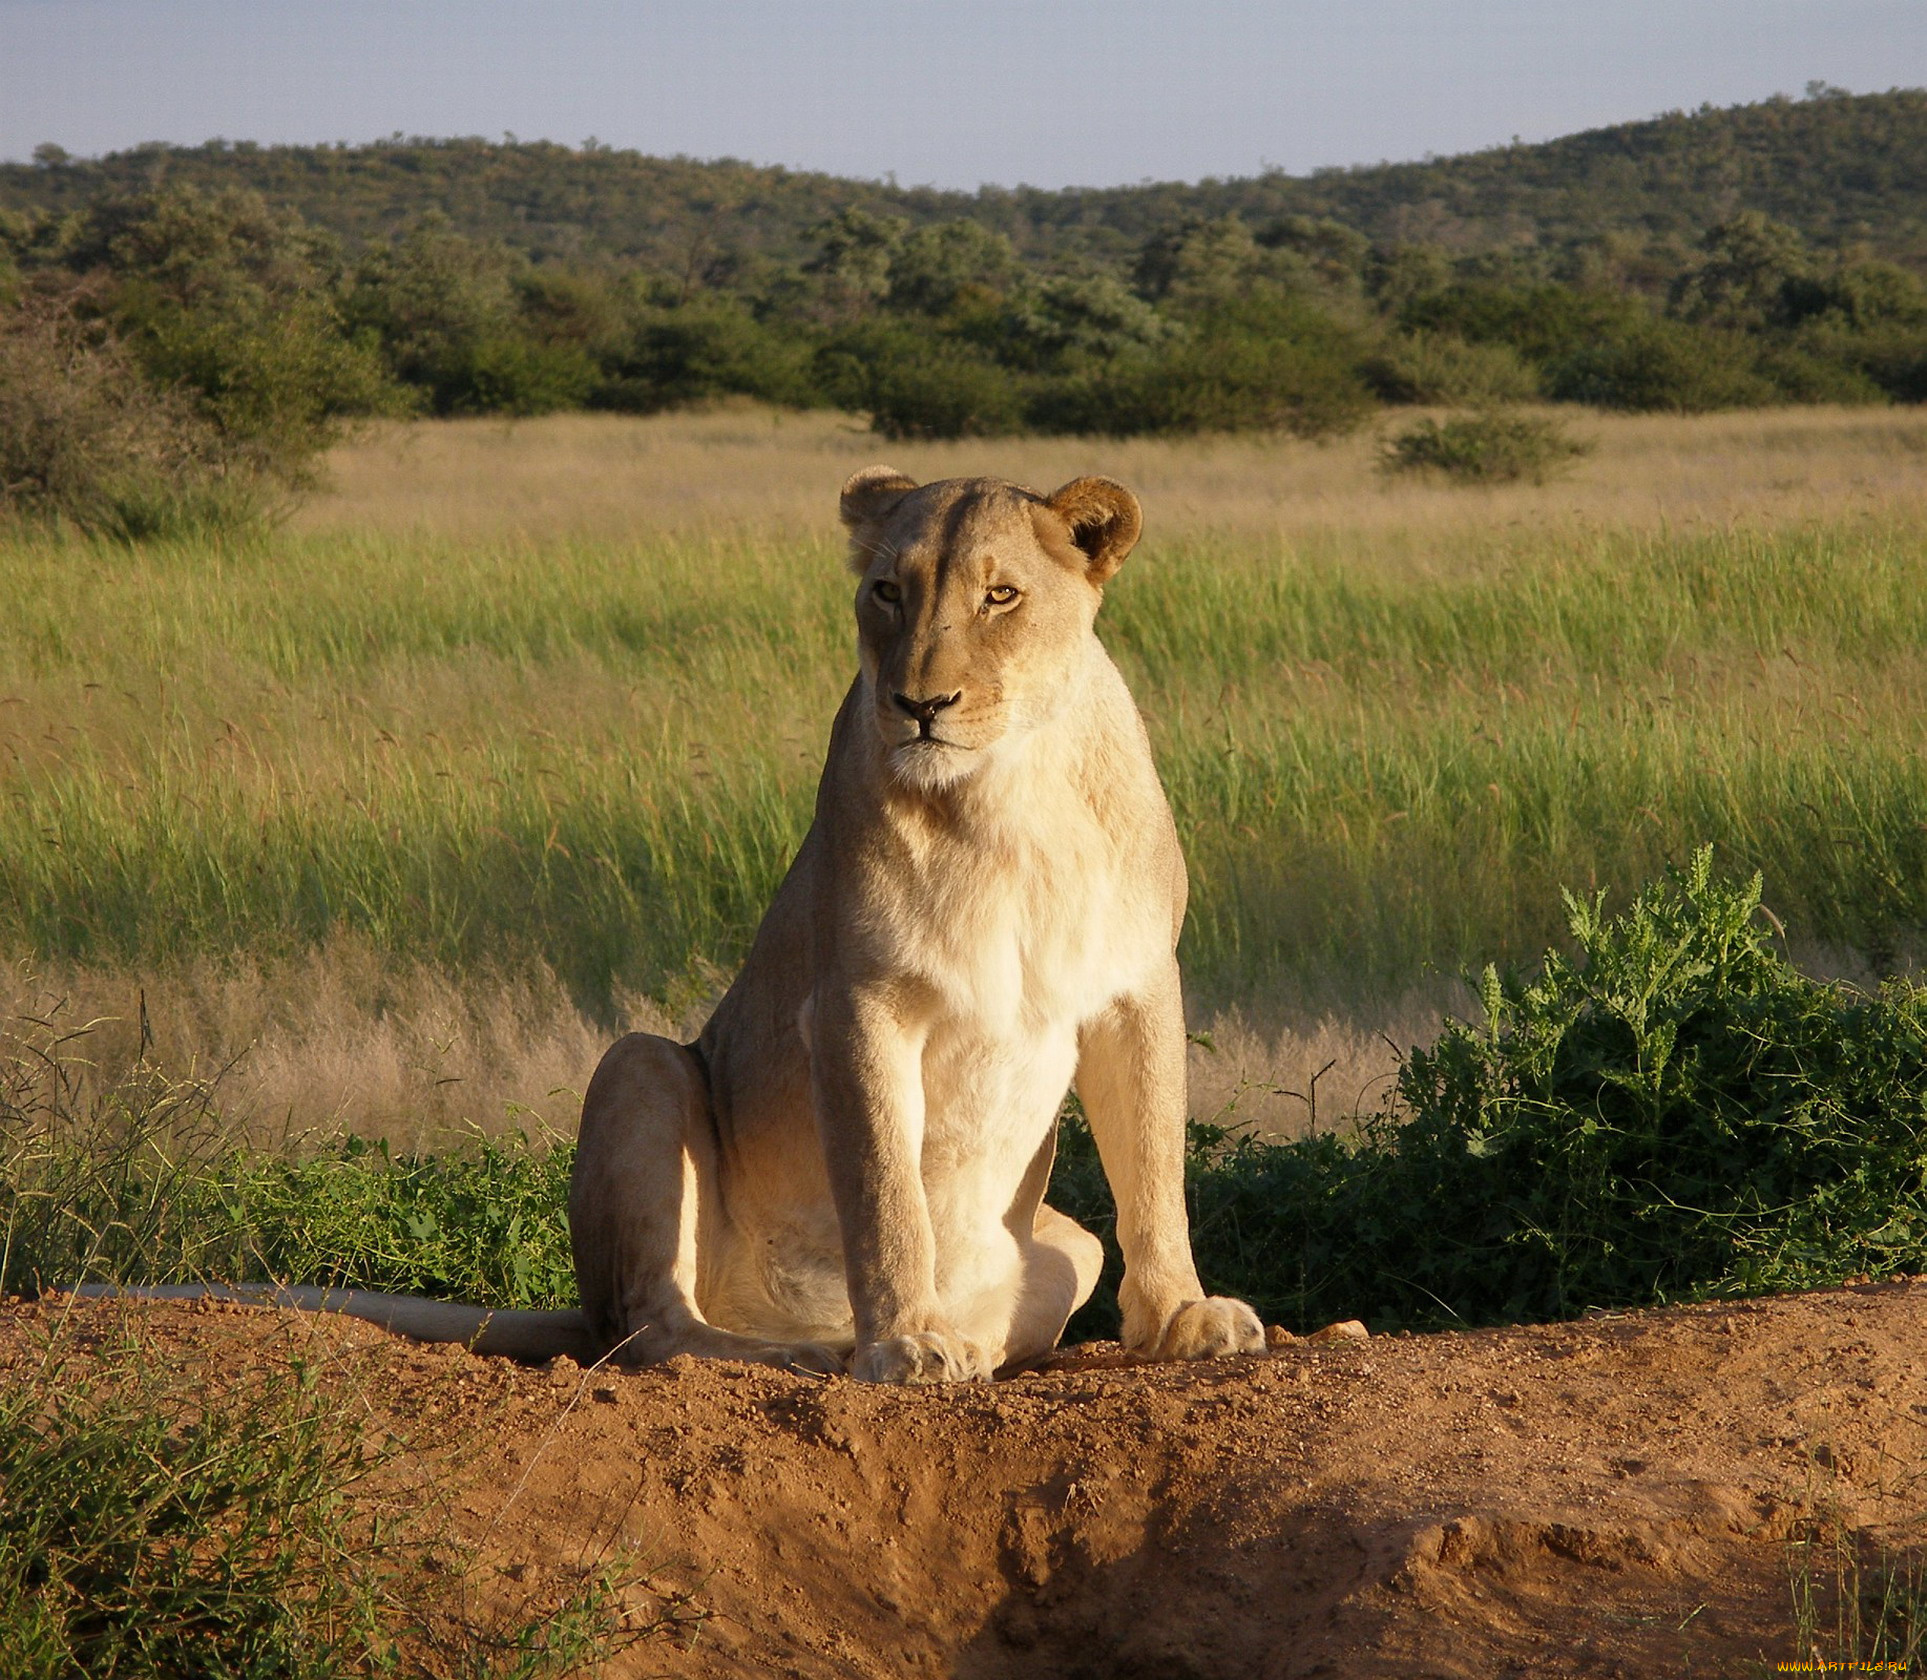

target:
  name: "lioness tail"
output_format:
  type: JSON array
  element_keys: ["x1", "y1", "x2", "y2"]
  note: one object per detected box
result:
[{"x1": 67, "y1": 1282, "x2": 597, "y2": 1363}]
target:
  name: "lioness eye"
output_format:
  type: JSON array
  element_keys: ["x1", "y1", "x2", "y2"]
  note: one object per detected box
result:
[
  {"x1": 873, "y1": 580, "x2": 901, "y2": 604},
  {"x1": 985, "y1": 585, "x2": 1019, "y2": 607}
]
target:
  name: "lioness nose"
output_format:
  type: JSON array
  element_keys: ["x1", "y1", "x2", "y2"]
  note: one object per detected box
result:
[{"x1": 893, "y1": 691, "x2": 961, "y2": 725}]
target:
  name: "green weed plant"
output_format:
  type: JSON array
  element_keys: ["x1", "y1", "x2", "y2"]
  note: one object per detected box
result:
[
  {"x1": 0, "y1": 1318, "x2": 391, "y2": 1680},
  {"x1": 0, "y1": 1018, "x2": 682, "y2": 1676}
]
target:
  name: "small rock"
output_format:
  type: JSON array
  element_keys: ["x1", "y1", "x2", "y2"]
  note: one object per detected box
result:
[
  {"x1": 1309, "y1": 1320, "x2": 1370, "y2": 1343},
  {"x1": 1264, "y1": 1324, "x2": 1297, "y2": 1350}
]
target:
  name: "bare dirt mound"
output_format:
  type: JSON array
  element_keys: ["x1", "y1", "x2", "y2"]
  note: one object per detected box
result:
[{"x1": 14, "y1": 1282, "x2": 1927, "y2": 1677}]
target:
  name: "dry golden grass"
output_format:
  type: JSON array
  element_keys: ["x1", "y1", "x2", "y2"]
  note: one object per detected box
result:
[
  {"x1": 1, "y1": 951, "x2": 678, "y2": 1150},
  {"x1": 306, "y1": 401, "x2": 1927, "y2": 557},
  {"x1": 4, "y1": 950, "x2": 1433, "y2": 1146}
]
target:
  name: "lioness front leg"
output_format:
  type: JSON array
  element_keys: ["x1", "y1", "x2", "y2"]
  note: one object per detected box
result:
[
  {"x1": 1076, "y1": 975, "x2": 1265, "y2": 1361},
  {"x1": 810, "y1": 986, "x2": 994, "y2": 1384},
  {"x1": 571, "y1": 1034, "x2": 842, "y2": 1374}
]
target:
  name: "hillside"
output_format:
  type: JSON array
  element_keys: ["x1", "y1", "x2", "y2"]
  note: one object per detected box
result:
[{"x1": 5, "y1": 86, "x2": 1925, "y2": 271}]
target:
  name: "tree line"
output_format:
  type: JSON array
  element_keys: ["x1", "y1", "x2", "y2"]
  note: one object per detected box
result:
[{"x1": 3, "y1": 88, "x2": 1926, "y2": 534}]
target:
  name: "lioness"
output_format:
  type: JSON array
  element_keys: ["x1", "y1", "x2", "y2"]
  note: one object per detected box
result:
[
  {"x1": 567, "y1": 467, "x2": 1263, "y2": 1382},
  {"x1": 78, "y1": 469, "x2": 1263, "y2": 1385}
]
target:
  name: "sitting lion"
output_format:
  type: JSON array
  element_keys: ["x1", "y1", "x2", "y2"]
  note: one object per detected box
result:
[
  {"x1": 566, "y1": 467, "x2": 1263, "y2": 1383},
  {"x1": 80, "y1": 468, "x2": 1264, "y2": 1384}
]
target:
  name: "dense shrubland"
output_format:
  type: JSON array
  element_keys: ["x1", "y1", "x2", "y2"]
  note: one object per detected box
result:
[{"x1": 5, "y1": 88, "x2": 1927, "y2": 529}]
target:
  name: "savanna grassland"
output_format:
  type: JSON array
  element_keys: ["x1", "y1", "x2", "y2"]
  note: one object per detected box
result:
[
  {"x1": 9, "y1": 404, "x2": 1927, "y2": 1678},
  {"x1": 3, "y1": 402, "x2": 1924, "y2": 1141}
]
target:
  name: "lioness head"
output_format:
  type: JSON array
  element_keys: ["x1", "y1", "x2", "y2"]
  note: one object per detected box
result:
[{"x1": 838, "y1": 468, "x2": 1142, "y2": 791}]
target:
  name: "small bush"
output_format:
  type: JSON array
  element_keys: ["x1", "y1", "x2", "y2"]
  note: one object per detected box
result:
[
  {"x1": 1379, "y1": 409, "x2": 1591, "y2": 485},
  {"x1": 0, "y1": 293, "x2": 262, "y2": 539}
]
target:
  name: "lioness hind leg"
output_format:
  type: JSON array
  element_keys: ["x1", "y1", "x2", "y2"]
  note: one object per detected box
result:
[
  {"x1": 996, "y1": 1203, "x2": 1106, "y2": 1371},
  {"x1": 571, "y1": 1033, "x2": 841, "y2": 1374}
]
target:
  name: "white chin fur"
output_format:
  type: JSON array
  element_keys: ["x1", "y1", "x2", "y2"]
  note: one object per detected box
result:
[{"x1": 888, "y1": 741, "x2": 974, "y2": 792}]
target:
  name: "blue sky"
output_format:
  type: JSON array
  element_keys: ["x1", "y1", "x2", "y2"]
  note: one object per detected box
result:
[{"x1": 3, "y1": 0, "x2": 1922, "y2": 189}]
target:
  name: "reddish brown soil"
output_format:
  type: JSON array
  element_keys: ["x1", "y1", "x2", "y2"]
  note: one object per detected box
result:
[{"x1": 15, "y1": 1282, "x2": 1927, "y2": 1677}]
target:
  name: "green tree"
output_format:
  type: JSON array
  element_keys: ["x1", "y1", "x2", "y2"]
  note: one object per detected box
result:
[
  {"x1": 1133, "y1": 215, "x2": 1267, "y2": 311},
  {"x1": 596, "y1": 298, "x2": 820, "y2": 411},
  {"x1": 992, "y1": 272, "x2": 1174, "y2": 370},
  {"x1": 70, "y1": 186, "x2": 394, "y2": 474},
  {"x1": 803, "y1": 207, "x2": 907, "y2": 321},
  {"x1": 886, "y1": 218, "x2": 1019, "y2": 316},
  {"x1": 1669, "y1": 211, "x2": 1813, "y2": 331},
  {"x1": 1548, "y1": 317, "x2": 1776, "y2": 411},
  {"x1": 1039, "y1": 291, "x2": 1374, "y2": 438},
  {"x1": 349, "y1": 217, "x2": 594, "y2": 414}
]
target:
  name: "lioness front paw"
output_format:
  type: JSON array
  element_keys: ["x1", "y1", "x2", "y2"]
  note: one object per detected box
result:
[
  {"x1": 1138, "y1": 1296, "x2": 1266, "y2": 1361},
  {"x1": 851, "y1": 1330, "x2": 992, "y2": 1385}
]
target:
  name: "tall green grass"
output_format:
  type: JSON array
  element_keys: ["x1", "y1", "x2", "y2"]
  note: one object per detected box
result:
[{"x1": 2, "y1": 515, "x2": 1924, "y2": 1011}]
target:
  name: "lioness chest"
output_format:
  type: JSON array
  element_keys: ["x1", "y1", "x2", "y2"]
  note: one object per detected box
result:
[{"x1": 872, "y1": 753, "x2": 1172, "y2": 1170}]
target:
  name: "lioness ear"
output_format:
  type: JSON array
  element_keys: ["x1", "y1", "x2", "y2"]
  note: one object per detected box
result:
[
  {"x1": 1044, "y1": 477, "x2": 1142, "y2": 584},
  {"x1": 839, "y1": 465, "x2": 919, "y2": 572}
]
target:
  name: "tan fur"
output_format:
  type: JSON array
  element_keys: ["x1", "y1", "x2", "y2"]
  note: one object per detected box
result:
[{"x1": 569, "y1": 469, "x2": 1264, "y2": 1383}]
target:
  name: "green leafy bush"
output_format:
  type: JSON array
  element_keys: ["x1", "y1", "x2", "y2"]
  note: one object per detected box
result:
[
  {"x1": 1061, "y1": 850, "x2": 1927, "y2": 1335},
  {"x1": 1378, "y1": 409, "x2": 1591, "y2": 484}
]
